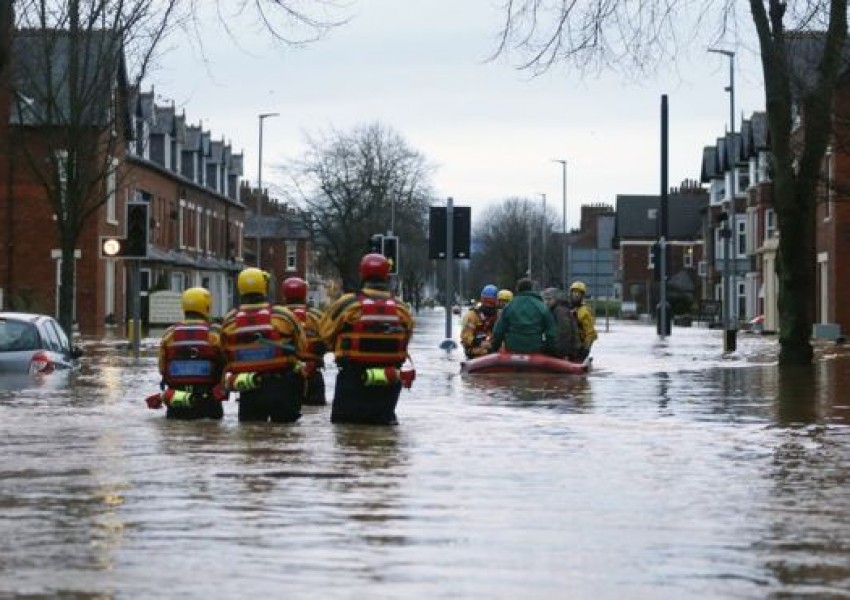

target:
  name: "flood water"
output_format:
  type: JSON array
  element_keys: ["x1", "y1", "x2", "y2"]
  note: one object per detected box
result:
[{"x1": 1, "y1": 310, "x2": 850, "y2": 599}]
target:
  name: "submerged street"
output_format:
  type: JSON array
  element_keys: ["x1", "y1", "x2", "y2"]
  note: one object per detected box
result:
[{"x1": 1, "y1": 310, "x2": 849, "y2": 599}]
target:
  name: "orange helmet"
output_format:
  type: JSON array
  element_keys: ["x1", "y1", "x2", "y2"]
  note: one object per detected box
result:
[
  {"x1": 360, "y1": 253, "x2": 390, "y2": 282},
  {"x1": 282, "y1": 277, "x2": 307, "y2": 303}
]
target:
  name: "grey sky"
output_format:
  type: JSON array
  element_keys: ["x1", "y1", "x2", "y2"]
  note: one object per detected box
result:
[{"x1": 151, "y1": 0, "x2": 766, "y2": 230}]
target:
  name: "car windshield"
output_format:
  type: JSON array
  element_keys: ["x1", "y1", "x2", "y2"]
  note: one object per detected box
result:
[{"x1": 0, "y1": 320, "x2": 40, "y2": 352}]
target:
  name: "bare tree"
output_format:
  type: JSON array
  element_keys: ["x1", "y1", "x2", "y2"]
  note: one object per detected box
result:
[
  {"x1": 288, "y1": 122, "x2": 435, "y2": 292},
  {"x1": 493, "y1": 0, "x2": 847, "y2": 365},
  {"x1": 5, "y1": 0, "x2": 346, "y2": 333}
]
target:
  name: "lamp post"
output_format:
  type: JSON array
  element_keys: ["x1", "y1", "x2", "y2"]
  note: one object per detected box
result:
[
  {"x1": 553, "y1": 159, "x2": 567, "y2": 289},
  {"x1": 539, "y1": 192, "x2": 547, "y2": 285},
  {"x1": 708, "y1": 48, "x2": 737, "y2": 352},
  {"x1": 256, "y1": 112, "x2": 280, "y2": 269}
]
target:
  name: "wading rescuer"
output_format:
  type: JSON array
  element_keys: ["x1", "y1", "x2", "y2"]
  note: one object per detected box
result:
[
  {"x1": 221, "y1": 268, "x2": 307, "y2": 423},
  {"x1": 281, "y1": 276, "x2": 327, "y2": 406},
  {"x1": 319, "y1": 253, "x2": 415, "y2": 425},
  {"x1": 460, "y1": 284, "x2": 499, "y2": 359},
  {"x1": 147, "y1": 287, "x2": 228, "y2": 420}
]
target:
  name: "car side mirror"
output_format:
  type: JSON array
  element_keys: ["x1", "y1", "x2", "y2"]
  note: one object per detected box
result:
[{"x1": 70, "y1": 345, "x2": 83, "y2": 359}]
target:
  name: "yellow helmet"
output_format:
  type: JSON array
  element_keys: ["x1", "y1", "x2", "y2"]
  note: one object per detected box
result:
[
  {"x1": 182, "y1": 287, "x2": 212, "y2": 317},
  {"x1": 570, "y1": 281, "x2": 587, "y2": 294},
  {"x1": 237, "y1": 268, "x2": 269, "y2": 296},
  {"x1": 497, "y1": 289, "x2": 513, "y2": 303}
]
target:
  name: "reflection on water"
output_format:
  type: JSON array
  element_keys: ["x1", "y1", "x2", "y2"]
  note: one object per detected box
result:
[{"x1": 0, "y1": 316, "x2": 849, "y2": 598}]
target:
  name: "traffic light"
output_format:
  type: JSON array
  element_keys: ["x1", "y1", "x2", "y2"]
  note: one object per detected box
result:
[
  {"x1": 382, "y1": 235, "x2": 399, "y2": 275},
  {"x1": 124, "y1": 202, "x2": 149, "y2": 258},
  {"x1": 100, "y1": 236, "x2": 127, "y2": 258}
]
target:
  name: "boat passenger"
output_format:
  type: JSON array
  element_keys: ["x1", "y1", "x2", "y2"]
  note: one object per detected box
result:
[
  {"x1": 569, "y1": 281, "x2": 597, "y2": 360},
  {"x1": 542, "y1": 287, "x2": 581, "y2": 361},
  {"x1": 497, "y1": 289, "x2": 513, "y2": 310},
  {"x1": 460, "y1": 284, "x2": 499, "y2": 359},
  {"x1": 319, "y1": 253, "x2": 415, "y2": 425},
  {"x1": 281, "y1": 276, "x2": 327, "y2": 406},
  {"x1": 489, "y1": 278, "x2": 557, "y2": 355},
  {"x1": 221, "y1": 268, "x2": 306, "y2": 423},
  {"x1": 152, "y1": 287, "x2": 228, "y2": 420}
]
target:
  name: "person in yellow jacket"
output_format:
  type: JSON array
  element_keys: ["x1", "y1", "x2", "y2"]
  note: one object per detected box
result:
[
  {"x1": 568, "y1": 281, "x2": 598, "y2": 360},
  {"x1": 460, "y1": 284, "x2": 499, "y2": 359},
  {"x1": 152, "y1": 287, "x2": 227, "y2": 420},
  {"x1": 220, "y1": 268, "x2": 307, "y2": 423},
  {"x1": 281, "y1": 276, "x2": 327, "y2": 406},
  {"x1": 319, "y1": 253, "x2": 415, "y2": 425}
]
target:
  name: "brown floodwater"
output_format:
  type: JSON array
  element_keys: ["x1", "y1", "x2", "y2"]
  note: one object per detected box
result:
[{"x1": 0, "y1": 311, "x2": 848, "y2": 599}]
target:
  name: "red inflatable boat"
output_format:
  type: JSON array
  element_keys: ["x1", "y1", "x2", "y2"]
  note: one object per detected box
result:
[{"x1": 461, "y1": 352, "x2": 591, "y2": 375}]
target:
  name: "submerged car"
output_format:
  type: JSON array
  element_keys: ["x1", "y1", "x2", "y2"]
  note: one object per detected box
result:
[{"x1": 0, "y1": 312, "x2": 83, "y2": 375}]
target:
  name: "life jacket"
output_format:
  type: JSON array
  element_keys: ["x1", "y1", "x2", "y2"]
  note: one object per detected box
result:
[
  {"x1": 289, "y1": 303, "x2": 324, "y2": 360},
  {"x1": 163, "y1": 321, "x2": 220, "y2": 386},
  {"x1": 223, "y1": 304, "x2": 296, "y2": 374},
  {"x1": 336, "y1": 294, "x2": 409, "y2": 365}
]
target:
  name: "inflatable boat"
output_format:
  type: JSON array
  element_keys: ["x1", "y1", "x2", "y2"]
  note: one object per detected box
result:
[{"x1": 461, "y1": 352, "x2": 591, "y2": 375}]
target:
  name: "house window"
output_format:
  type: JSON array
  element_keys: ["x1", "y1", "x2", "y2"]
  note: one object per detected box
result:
[
  {"x1": 683, "y1": 246, "x2": 693, "y2": 268},
  {"x1": 55, "y1": 150, "x2": 69, "y2": 221},
  {"x1": 698, "y1": 260, "x2": 707, "y2": 277},
  {"x1": 765, "y1": 209, "x2": 776, "y2": 240},
  {"x1": 647, "y1": 245, "x2": 655, "y2": 269},
  {"x1": 205, "y1": 210, "x2": 212, "y2": 254},
  {"x1": 824, "y1": 147, "x2": 833, "y2": 220},
  {"x1": 737, "y1": 218, "x2": 747, "y2": 258},
  {"x1": 171, "y1": 272, "x2": 186, "y2": 292},
  {"x1": 737, "y1": 166, "x2": 750, "y2": 194},
  {"x1": 286, "y1": 241, "x2": 297, "y2": 271},
  {"x1": 647, "y1": 208, "x2": 657, "y2": 220},
  {"x1": 195, "y1": 206, "x2": 203, "y2": 250}
]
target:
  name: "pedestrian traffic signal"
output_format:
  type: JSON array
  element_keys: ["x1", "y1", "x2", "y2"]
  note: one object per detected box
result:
[
  {"x1": 100, "y1": 236, "x2": 127, "y2": 258},
  {"x1": 124, "y1": 202, "x2": 149, "y2": 258},
  {"x1": 382, "y1": 235, "x2": 399, "y2": 275}
]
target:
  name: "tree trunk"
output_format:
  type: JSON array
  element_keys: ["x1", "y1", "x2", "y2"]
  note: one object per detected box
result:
[
  {"x1": 58, "y1": 236, "x2": 77, "y2": 337},
  {"x1": 775, "y1": 181, "x2": 815, "y2": 364}
]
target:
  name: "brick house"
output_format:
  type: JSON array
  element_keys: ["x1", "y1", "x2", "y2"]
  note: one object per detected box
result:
[
  {"x1": 613, "y1": 185, "x2": 708, "y2": 316},
  {"x1": 0, "y1": 29, "x2": 246, "y2": 336}
]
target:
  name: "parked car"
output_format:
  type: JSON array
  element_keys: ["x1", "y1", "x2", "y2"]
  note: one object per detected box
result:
[{"x1": 0, "y1": 312, "x2": 83, "y2": 375}]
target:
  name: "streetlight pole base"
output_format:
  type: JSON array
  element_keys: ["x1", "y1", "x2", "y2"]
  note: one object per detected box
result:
[{"x1": 723, "y1": 329, "x2": 737, "y2": 353}]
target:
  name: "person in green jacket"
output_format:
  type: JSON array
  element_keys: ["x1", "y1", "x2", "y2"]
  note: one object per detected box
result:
[{"x1": 489, "y1": 278, "x2": 557, "y2": 354}]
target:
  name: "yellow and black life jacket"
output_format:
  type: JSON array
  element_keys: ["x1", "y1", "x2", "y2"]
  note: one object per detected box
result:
[
  {"x1": 336, "y1": 294, "x2": 408, "y2": 365},
  {"x1": 223, "y1": 304, "x2": 296, "y2": 374},
  {"x1": 163, "y1": 321, "x2": 220, "y2": 386}
]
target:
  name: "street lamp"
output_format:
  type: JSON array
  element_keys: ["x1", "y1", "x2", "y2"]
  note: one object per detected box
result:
[
  {"x1": 539, "y1": 192, "x2": 547, "y2": 285},
  {"x1": 708, "y1": 48, "x2": 737, "y2": 352},
  {"x1": 553, "y1": 159, "x2": 567, "y2": 289},
  {"x1": 256, "y1": 112, "x2": 280, "y2": 269}
]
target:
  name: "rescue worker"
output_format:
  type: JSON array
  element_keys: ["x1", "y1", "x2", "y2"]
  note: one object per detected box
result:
[
  {"x1": 150, "y1": 287, "x2": 227, "y2": 420},
  {"x1": 281, "y1": 276, "x2": 327, "y2": 406},
  {"x1": 460, "y1": 284, "x2": 499, "y2": 359},
  {"x1": 497, "y1": 289, "x2": 514, "y2": 310},
  {"x1": 542, "y1": 287, "x2": 580, "y2": 360},
  {"x1": 221, "y1": 267, "x2": 307, "y2": 423},
  {"x1": 569, "y1": 281, "x2": 598, "y2": 360},
  {"x1": 320, "y1": 253, "x2": 415, "y2": 425},
  {"x1": 489, "y1": 278, "x2": 557, "y2": 354}
]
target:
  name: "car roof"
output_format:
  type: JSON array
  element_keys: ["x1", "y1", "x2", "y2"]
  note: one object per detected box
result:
[{"x1": 0, "y1": 312, "x2": 50, "y2": 323}]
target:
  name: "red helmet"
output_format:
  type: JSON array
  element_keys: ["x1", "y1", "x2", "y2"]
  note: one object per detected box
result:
[
  {"x1": 360, "y1": 253, "x2": 390, "y2": 281},
  {"x1": 282, "y1": 277, "x2": 307, "y2": 302}
]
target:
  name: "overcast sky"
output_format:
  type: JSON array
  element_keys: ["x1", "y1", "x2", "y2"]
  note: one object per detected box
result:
[{"x1": 149, "y1": 0, "x2": 766, "y2": 232}]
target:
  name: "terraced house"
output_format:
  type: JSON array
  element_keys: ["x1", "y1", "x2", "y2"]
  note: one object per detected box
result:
[{"x1": 0, "y1": 28, "x2": 246, "y2": 336}]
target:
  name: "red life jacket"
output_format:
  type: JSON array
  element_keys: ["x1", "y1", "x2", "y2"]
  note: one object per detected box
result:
[
  {"x1": 163, "y1": 321, "x2": 220, "y2": 385},
  {"x1": 223, "y1": 304, "x2": 296, "y2": 374},
  {"x1": 336, "y1": 294, "x2": 409, "y2": 365},
  {"x1": 289, "y1": 303, "x2": 324, "y2": 360}
]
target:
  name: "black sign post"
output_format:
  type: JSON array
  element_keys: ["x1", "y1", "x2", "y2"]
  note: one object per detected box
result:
[{"x1": 429, "y1": 200, "x2": 471, "y2": 351}]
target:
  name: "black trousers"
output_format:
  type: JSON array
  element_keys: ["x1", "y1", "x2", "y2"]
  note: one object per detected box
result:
[
  {"x1": 300, "y1": 370, "x2": 327, "y2": 406},
  {"x1": 165, "y1": 386, "x2": 224, "y2": 421},
  {"x1": 238, "y1": 371, "x2": 302, "y2": 423},
  {"x1": 331, "y1": 364, "x2": 401, "y2": 425}
]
